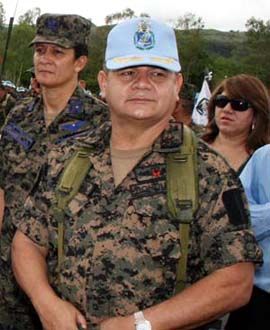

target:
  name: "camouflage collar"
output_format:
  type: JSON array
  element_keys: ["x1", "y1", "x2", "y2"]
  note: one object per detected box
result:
[
  {"x1": 73, "y1": 86, "x2": 87, "y2": 98},
  {"x1": 152, "y1": 121, "x2": 184, "y2": 153},
  {"x1": 75, "y1": 121, "x2": 111, "y2": 152},
  {"x1": 75, "y1": 120, "x2": 183, "y2": 154}
]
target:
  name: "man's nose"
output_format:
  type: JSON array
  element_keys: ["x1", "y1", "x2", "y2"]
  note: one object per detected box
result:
[{"x1": 132, "y1": 72, "x2": 152, "y2": 89}]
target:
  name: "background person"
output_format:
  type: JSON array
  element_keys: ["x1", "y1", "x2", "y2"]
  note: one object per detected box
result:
[
  {"x1": 173, "y1": 82, "x2": 196, "y2": 126},
  {"x1": 202, "y1": 74, "x2": 270, "y2": 329},
  {"x1": 0, "y1": 81, "x2": 17, "y2": 128},
  {"x1": 25, "y1": 66, "x2": 41, "y2": 96},
  {"x1": 202, "y1": 74, "x2": 270, "y2": 175},
  {"x1": 0, "y1": 13, "x2": 108, "y2": 329},
  {"x1": 226, "y1": 144, "x2": 270, "y2": 329}
]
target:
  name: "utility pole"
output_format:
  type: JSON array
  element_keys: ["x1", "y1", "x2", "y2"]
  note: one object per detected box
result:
[
  {"x1": 0, "y1": 16, "x2": 14, "y2": 81},
  {"x1": 0, "y1": 0, "x2": 19, "y2": 82}
]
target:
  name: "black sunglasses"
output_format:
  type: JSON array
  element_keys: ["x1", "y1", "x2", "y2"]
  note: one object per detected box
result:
[{"x1": 214, "y1": 95, "x2": 252, "y2": 112}]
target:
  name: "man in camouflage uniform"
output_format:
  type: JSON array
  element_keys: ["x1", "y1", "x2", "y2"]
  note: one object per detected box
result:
[
  {"x1": 173, "y1": 83, "x2": 206, "y2": 137},
  {"x1": 0, "y1": 83, "x2": 17, "y2": 128},
  {"x1": 12, "y1": 18, "x2": 261, "y2": 330},
  {"x1": 0, "y1": 13, "x2": 108, "y2": 329},
  {"x1": 24, "y1": 67, "x2": 41, "y2": 97}
]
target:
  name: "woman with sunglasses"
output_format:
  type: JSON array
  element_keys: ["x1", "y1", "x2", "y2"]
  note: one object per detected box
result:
[
  {"x1": 203, "y1": 74, "x2": 270, "y2": 330},
  {"x1": 202, "y1": 73, "x2": 270, "y2": 175}
]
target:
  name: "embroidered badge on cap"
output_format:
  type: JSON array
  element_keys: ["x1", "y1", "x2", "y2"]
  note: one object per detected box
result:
[
  {"x1": 46, "y1": 17, "x2": 59, "y2": 33},
  {"x1": 134, "y1": 19, "x2": 155, "y2": 50}
]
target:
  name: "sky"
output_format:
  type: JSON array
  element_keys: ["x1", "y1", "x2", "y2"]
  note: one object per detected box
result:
[{"x1": 1, "y1": 0, "x2": 270, "y2": 31}]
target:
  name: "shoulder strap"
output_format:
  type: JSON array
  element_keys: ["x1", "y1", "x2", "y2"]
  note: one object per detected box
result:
[
  {"x1": 53, "y1": 147, "x2": 93, "y2": 273},
  {"x1": 166, "y1": 125, "x2": 199, "y2": 293}
]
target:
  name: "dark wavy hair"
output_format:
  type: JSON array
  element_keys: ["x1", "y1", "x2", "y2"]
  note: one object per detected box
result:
[
  {"x1": 202, "y1": 74, "x2": 270, "y2": 152},
  {"x1": 74, "y1": 44, "x2": 88, "y2": 58}
]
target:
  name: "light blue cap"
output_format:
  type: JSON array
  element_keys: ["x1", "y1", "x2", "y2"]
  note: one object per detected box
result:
[{"x1": 105, "y1": 18, "x2": 181, "y2": 72}]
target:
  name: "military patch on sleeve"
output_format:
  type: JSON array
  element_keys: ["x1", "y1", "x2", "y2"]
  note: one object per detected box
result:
[
  {"x1": 3, "y1": 122, "x2": 35, "y2": 151},
  {"x1": 222, "y1": 188, "x2": 248, "y2": 226}
]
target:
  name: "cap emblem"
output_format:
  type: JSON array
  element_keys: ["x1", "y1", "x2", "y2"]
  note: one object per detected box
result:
[
  {"x1": 46, "y1": 17, "x2": 59, "y2": 33},
  {"x1": 134, "y1": 19, "x2": 155, "y2": 50}
]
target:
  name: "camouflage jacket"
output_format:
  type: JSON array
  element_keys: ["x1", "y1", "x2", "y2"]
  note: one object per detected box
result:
[
  {"x1": 0, "y1": 92, "x2": 17, "y2": 128},
  {"x1": 18, "y1": 121, "x2": 262, "y2": 329},
  {"x1": 0, "y1": 86, "x2": 108, "y2": 258}
]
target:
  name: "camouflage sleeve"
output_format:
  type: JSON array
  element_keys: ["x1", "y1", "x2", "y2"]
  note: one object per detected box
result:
[
  {"x1": 0, "y1": 128, "x2": 7, "y2": 189},
  {"x1": 188, "y1": 155, "x2": 263, "y2": 282},
  {"x1": 0, "y1": 101, "x2": 22, "y2": 189},
  {"x1": 0, "y1": 152, "x2": 3, "y2": 189},
  {"x1": 16, "y1": 182, "x2": 50, "y2": 249},
  {"x1": 5, "y1": 94, "x2": 17, "y2": 117},
  {"x1": 0, "y1": 94, "x2": 17, "y2": 129},
  {"x1": 16, "y1": 144, "x2": 76, "y2": 248}
]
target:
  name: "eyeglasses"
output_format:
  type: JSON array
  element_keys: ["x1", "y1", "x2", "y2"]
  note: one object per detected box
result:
[{"x1": 214, "y1": 95, "x2": 252, "y2": 112}]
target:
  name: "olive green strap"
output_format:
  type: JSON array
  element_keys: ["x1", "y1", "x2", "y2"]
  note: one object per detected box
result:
[
  {"x1": 53, "y1": 148, "x2": 93, "y2": 274},
  {"x1": 166, "y1": 125, "x2": 198, "y2": 292}
]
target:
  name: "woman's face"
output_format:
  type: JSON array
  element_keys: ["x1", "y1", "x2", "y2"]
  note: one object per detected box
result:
[{"x1": 214, "y1": 92, "x2": 254, "y2": 138}]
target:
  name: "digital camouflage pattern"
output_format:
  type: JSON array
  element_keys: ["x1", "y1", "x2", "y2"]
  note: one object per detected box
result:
[
  {"x1": 30, "y1": 13, "x2": 91, "y2": 48},
  {"x1": 0, "y1": 92, "x2": 17, "y2": 128},
  {"x1": 18, "y1": 121, "x2": 262, "y2": 330},
  {"x1": 190, "y1": 122, "x2": 206, "y2": 138},
  {"x1": 0, "y1": 87, "x2": 108, "y2": 329}
]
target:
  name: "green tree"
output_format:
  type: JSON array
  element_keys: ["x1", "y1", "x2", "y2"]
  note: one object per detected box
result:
[
  {"x1": 173, "y1": 13, "x2": 209, "y2": 89},
  {"x1": 246, "y1": 16, "x2": 270, "y2": 37},
  {"x1": 0, "y1": 1, "x2": 6, "y2": 67},
  {"x1": 84, "y1": 25, "x2": 109, "y2": 94},
  {"x1": 139, "y1": 13, "x2": 150, "y2": 18},
  {"x1": 4, "y1": 21, "x2": 35, "y2": 85},
  {"x1": 243, "y1": 17, "x2": 270, "y2": 85},
  {"x1": 104, "y1": 8, "x2": 150, "y2": 25},
  {"x1": 173, "y1": 12, "x2": 204, "y2": 30},
  {"x1": 0, "y1": 1, "x2": 5, "y2": 29},
  {"x1": 105, "y1": 8, "x2": 135, "y2": 25},
  {"x1": 18, "y1": 7, "x2": 40, "y2": 26}
]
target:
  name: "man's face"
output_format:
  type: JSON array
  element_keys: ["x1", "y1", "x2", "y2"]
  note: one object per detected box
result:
[
  {"x1": 33, "y1": 43, "x2": 86, "y2": 88},
  {"x1": 98, "y1": 66, "x2": 182, "y2": 125}
]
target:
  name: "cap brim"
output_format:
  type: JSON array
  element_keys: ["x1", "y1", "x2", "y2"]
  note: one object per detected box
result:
[
  {"x1": 29, "y1": 35, "x2": 73, "y2": 48},
  {"x1": 106, "y1": 55, "x2": 181, "y2": 73}
]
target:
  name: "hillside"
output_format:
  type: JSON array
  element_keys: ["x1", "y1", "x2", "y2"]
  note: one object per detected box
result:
[{"x1": 201, "y1": 29, "x2": 246, "y2": 57}]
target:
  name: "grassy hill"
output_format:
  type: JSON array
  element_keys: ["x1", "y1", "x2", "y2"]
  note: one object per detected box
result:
[{"x1": 202, "y1": 29, "x2": 246, "y2": 57}]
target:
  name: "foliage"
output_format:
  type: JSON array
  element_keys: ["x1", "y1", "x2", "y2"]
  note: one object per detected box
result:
[
  {"x1": 2, "y1": 21, "x2": 35, "y2": 84},
  {"x1": 0, "y1": 1, "x2": 5, "y2": 29},
  {"x1": 105, "y1": 8, "x2": 135, "y2": 25},
  {"x1": 246, "y1": 16, "x2": 270, "y2": 37},
  {"x1": 243, "y1": 17, "x2": 270, "y2": 86},
  {"x1": 83, "y1": 25, "x2": 110, "y2": 93},
  {"x1": 172, "y1": 12, "x2": 204, "y2": 30},
  {"x1": 18, "y1": 7, "x2": 41, "y2": 26},
  {"x1": 173, "y1": 14, "x2": 209, "y2": 87},
  {"x1": 105, "y1": 8, "x2": 151, "y2": 25}
]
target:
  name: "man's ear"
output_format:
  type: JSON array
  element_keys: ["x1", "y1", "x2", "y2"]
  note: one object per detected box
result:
[
  {"x1": 75, "y1": 56, "x2": 88, "y2": 73},
  {"x1": 97, "y1": 70, "x2": 108, "y2": 99},
  {"x1": 176, "y1": 73, "x2": 183, "y2": 101}
]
